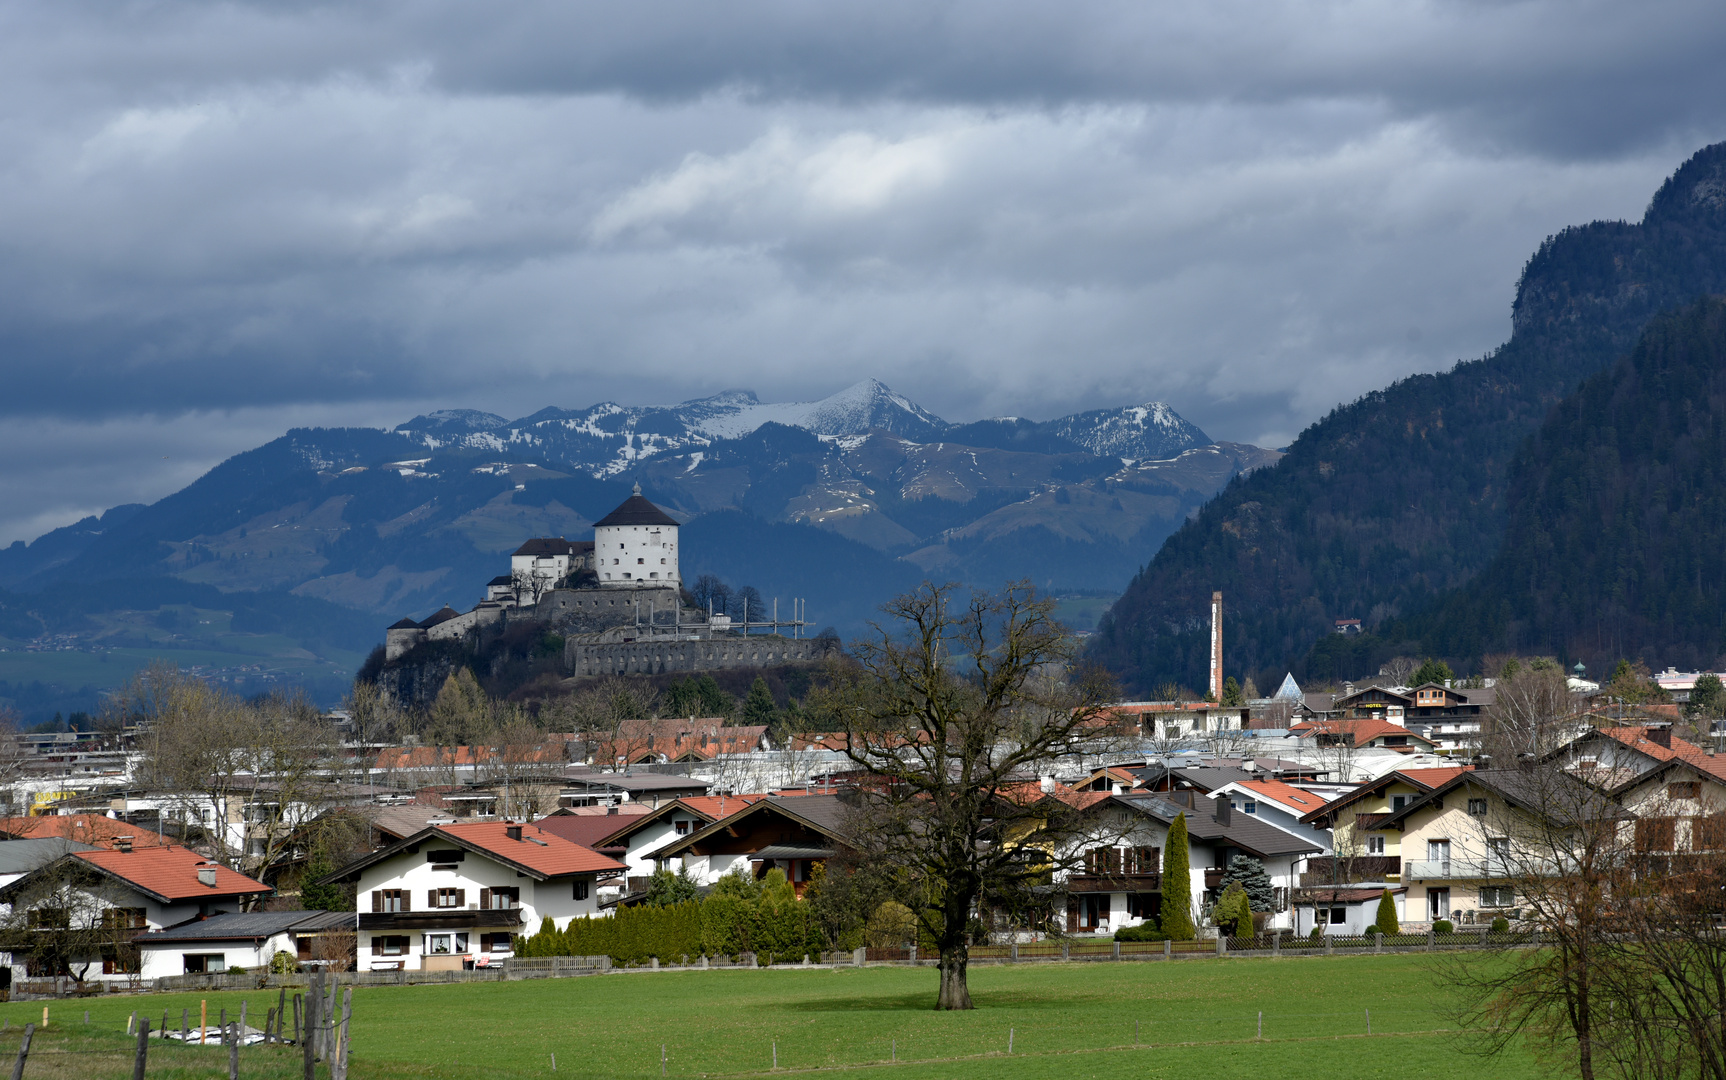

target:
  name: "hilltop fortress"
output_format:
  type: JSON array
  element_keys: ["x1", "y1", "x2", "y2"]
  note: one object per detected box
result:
[{"x1": 381, "y1": 484, "x2": 833, "y2": 680}]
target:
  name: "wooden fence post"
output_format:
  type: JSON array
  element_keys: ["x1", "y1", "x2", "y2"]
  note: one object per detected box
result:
[
  {"x1": 229, "y1": 1023, "x2": 240, "y2": 1080},
  {"x1": 10, "y1": 1022, "x2": 33, "y2": 1080},
  {"x1": 133, "y1": 1018, "x2": 150, "y2": 1080},
  {"x1": 277, "y1": 986, "x2": 287, "y2": 1042},
  {"x1": 303, "y1": 977, "x2": 319, "y2": 1080},
  {"x1": 337, "y1": 986, "x2": 353, "y2": 1080}
]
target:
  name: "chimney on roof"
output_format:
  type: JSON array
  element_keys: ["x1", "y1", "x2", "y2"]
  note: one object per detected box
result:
[
  {"x1": 607, "y1": 804, "x2": 617, "y2": 815},
  {"x1": 197, "y1": 866, "x2": 217, "y2": 888},
  {"x1": 1648, "y1": 725, "x2": 1672, "y2": 749},
  {"x1": 115, "y1": 836, "x2": 133, "y2": 853},
  {"x1": 1215, "y1": 797, "x2": 1232, "y2": 825},
  {"x1": 506, "y1": 825, "x2": 523, "y2": 841}
]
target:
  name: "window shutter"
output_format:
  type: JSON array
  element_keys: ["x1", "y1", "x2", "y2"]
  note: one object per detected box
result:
[
  {"x1": 372, "y1": 891, "x2": 381, "y2": 913},
  {"x1": 370, "y1": 936, "x2": 382, "y2": 950},
  {"x1": 480, "y1": 888, "x2": 492, "y2": 909},
  {"x1": 457, "y1": 889, "x2": 466, "y2": 907},
  {"x1": 480, "y1": 934, "x2": 493, "y2": 952},
  {"x1": 428, "y1": 889, "x2": 438, "y2": 908},
  {"x1": 401, "y1": 891, "x2": 410, "y2": 912}
]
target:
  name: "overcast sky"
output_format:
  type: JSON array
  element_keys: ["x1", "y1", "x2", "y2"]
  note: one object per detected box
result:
[{"x1": 4, "y1": 0, "x2": 1725, "y2": 546}]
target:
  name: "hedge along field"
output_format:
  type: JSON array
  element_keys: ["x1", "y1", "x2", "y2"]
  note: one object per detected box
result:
[{"x1": 0, "y1": 953, "x2": 1544, "y2": 1080}]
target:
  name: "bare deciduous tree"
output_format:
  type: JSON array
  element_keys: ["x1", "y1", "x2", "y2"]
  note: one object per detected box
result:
[{"x1": 815, "y1": 581, "x2": 1116, "y2": 1010}]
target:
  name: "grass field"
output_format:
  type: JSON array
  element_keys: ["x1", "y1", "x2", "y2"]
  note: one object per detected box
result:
[{"x1": 0, "y1": 954, "x2": 1544, "y2": 1080}]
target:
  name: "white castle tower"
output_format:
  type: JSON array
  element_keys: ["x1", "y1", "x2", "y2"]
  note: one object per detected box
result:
[{"x1": 593, "y1": 482, "x2": 680, "y2": 588}]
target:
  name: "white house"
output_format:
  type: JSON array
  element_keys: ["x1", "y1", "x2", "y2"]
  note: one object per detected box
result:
[
  {"x1": 0, "y1": 841, "x2": 270, "y2": 982},
  {"x1": 1058, "y1": 792, "x2": 1322, "y2": 936},
  {"x1": 319, "y1": 821, "x2": 624, "y2": 971},
  {"x1": 539, "y1": 795, "x2": 775, "y2": 893},
  {"x1": 593, "y1": 484, "x2": 680, "y2": 588},
  {"x1": 133, "y1": 909, "x2": 358, "y2": 978},
  {"x1": 1209, "y1": 779, "x2": 1335, "y2": 854}
]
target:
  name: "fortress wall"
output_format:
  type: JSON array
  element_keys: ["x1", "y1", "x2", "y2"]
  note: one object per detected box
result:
[{"x1": 566, "y1": 636, "x2": 833, "y2": 678}]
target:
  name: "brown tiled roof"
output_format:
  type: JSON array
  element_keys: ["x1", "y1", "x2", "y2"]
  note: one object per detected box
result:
[
  {"x1": 75, "y1": 845, "x2": 268, "y2": 903},
  {"x1": 0, "y1": 815, "x2": 171, "y2": 850}
]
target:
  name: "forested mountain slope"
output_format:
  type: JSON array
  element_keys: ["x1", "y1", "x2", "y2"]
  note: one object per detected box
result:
[
  {"x1": 1405, "y1": 298, "x2": 1726, "y2": 672},
  {"x1": 1092, "y1": 142, "x2": 1726, "y2": 695}
]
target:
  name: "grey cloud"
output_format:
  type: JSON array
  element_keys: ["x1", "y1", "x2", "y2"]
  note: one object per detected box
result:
[{"x1": 0, "y1": 0, "x2": 1724, "y2": 545}]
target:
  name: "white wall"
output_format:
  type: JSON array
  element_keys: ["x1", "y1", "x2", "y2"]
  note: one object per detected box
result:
[
  {"x1": 355, "y1": 845, "x2": 606, "y2": 969},
  {"x1": 595, "y1": 523, "x2": 679, "y2": 587},
  {"x1": 138, "y1": 932, "x2": 293, "y2": 979}
]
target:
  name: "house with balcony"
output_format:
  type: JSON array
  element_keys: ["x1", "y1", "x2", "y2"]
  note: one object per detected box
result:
[
  {"x1": 647, "y1": 793, "x2": 853, "y2": 894},
  {"x1": 540, "y1": 794, "x2": 782, "y2": 897},
  {"x1": 0, "y1": 840, "x2": 269, "y2": 981},
  {"x1": 1553, "y1": 725, "x2": 1726, "y2": 855},
  {"x1": 316, "y1": 821, "x2": 624, "y2": 971},
  {"x1": 1368, "y1": 768, "x2": 1624, "y2": 927},
  {"x1": 1295, "y1": 766, "x2": 1472, "y2": 885},
  {"x1": 1289, "y1": 717, "x2": 1438, "y2": 754},
  {"x1": 1057, "y1": 791, "x2": 1323, "y2": 935}
]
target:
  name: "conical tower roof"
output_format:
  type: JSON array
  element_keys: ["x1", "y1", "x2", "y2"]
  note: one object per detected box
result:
[{"x1": 593, "y1": 482, "x2": 679, "y2": 527}]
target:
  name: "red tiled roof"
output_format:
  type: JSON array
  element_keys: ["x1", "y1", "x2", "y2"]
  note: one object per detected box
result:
[
  {"x1": 594, "y1": 720, "x2": 768, "y2": 764},
  {"x1": 1394, "y1": 767, "x2": 1473, "y2": 789},
  {"x1": 432, "y1": 822, "x2": 625, "y2": 876},
  {"x1": 0, "y1": 815, "x2": 170, "y2": 849},
  {"x1": 1594, "y1": 727, "x2": 1726, "y2": 782},
  {"x1": 1233, "y1": 779, "x2": 1328, "y2": 814},
  {"x1": 74, "y1": 846, "x2": 267, "y2": 902},
  {"x1": 532, "y1": 814, "x2": 637, "y2": 851},
  {"x1": 1289, "y1": 718, "x2": 1437, "y2": 747}
]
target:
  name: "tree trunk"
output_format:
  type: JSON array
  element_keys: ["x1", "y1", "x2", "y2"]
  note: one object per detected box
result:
[{"x1": 936, "y1": 948, "x2": 972, "y2": 1011}]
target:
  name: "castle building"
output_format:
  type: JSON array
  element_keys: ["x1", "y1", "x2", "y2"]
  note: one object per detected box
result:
[{"x1": 593, "y1": 483, "x2": 680, "y2": 588}]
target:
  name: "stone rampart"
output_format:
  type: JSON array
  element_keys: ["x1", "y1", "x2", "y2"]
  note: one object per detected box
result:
[{"x1": 566, "y1": 634, "x2": 834, "y2": 678}]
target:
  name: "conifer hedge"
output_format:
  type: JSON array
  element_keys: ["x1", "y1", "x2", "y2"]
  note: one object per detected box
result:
[{"x1": 516, "y1": 868, "x2": 823, "y2": 965}]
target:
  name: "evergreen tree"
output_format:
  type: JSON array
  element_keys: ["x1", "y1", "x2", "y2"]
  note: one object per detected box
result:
[
  {"x1": 742, "y1": 677, "x2": 778, "y2": 729},
  {"x1": 1160, "y1": 813, "x2": 1195, "y2": 941},
  {"x1": 1215, "y1": 881, "x2": 1251, "y2": 936},
  {"x1": 1686, "y1": 673, "x2": 1725, "y2": 720},
  {"x1": 1220, "y1": 677, "x2": 1245, "y2": 707},
  {"x1": 1409, "y1": 658, "x2": 1453, "y2": 687},
  {"x1": 1371, "y1": 889, "x2": 1399, "y2": 935},
  {"x1": 298, "y1": 855, "x2": 345, "y2": 911},
  {"x1": 1219, "y1": 855, "x2": 1276, "y2": 913},
  {"x1": 643, "y1": 867, "x2": 700, "y2": 907}
]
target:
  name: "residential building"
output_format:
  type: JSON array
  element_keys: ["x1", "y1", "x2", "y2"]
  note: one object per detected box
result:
[
  {"x1": 1290, "y1": 886, "x2": 1407, "y2": 935},
  {"x1": 133, "y1": 909, "x2": 357, "y2": 978},
  {"x1": 318, "y1": 821, "x2": 624, "y2": 971},
  {"x1": 1368, "y1": 769, "x2": 1624, "y2": 927},
  {"x1": 648, "y1": 794, "x2": 853, "y2": 894},
  {"x1": 1209, "y1": 779, "x2": 1335, "y2": 853},
  {"x1": 1058, "y1": 792, "x2": 1323, "y2": 935},
  {"x1": 1288, "y1": 718, "x2": 1438, "y2": 754},
  {"x1": 1296, "y1": 766, "x2": 1472, "y2": 883},
  {"x1": 0, "y1": 841, "x2": 269, "y2": 981}
]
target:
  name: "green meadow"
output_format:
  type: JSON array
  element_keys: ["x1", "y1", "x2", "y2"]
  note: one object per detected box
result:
[{"x1": 0, "y1": 953, "x2": 1543, "y2": 1079}]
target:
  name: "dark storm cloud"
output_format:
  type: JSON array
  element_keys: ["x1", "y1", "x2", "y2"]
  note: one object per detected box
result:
[{"x1": 1, "y1": 0, "x2": 1724, "y2": 543}]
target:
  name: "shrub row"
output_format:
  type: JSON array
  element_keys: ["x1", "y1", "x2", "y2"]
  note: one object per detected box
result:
[{"x1": 517, "y1": 869, "x2": 823, "y2": 965}]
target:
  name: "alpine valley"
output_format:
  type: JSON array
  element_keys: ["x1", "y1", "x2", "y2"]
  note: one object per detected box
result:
[{"x1": 0, "y1": 381, "x2": 1278, "y2": 722}]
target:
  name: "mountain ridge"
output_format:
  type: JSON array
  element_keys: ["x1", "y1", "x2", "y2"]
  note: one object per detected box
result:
[{"x1": 1091, "y1": 141, "x2": 1726, "y2": 695}]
